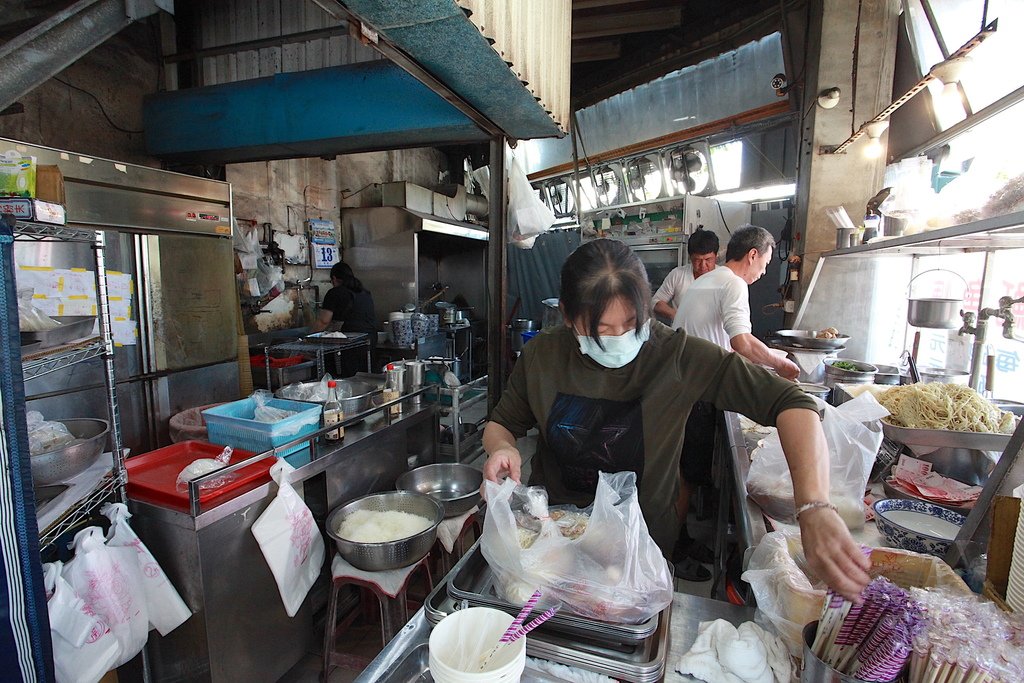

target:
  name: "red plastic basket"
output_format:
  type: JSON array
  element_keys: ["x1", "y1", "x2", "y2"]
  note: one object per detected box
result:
[
  {"x1": 125, "y1": 440, "x2": 274, "y2": 513},
  {"x1": 249, "y1": 354, "x2": 307, "y2": 368}
]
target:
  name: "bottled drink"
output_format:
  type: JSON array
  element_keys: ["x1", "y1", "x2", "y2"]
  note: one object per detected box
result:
[
  {"x1": 383, "y1": 363, "x2": 403, "y2": 418},
  {"x1": 323, "y1": 380, "x2": 344, "y2": 441}
]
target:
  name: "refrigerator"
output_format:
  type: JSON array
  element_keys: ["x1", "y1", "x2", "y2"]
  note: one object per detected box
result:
[{"x1": 8, "y1": 137, "x2": 239, "y2": 455}]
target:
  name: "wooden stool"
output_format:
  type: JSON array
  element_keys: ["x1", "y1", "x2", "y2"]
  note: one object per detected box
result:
[{"x1": 322, "y1": 553, "x2": 433, "y2": 681}]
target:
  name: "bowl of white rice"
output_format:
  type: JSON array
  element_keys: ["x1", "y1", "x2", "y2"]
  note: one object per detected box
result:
[{"x1": 326, "y1": 491, "x2": 444, "y2": 571}]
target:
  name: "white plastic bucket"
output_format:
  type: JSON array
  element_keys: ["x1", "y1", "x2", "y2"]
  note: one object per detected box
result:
[{"x1": 428, "y1": 607, "x2": 526, "y2": 683}]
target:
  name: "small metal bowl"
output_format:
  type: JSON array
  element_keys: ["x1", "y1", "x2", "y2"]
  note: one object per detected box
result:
[
  {"x1": 30, "y1": 418, "x2": 109, "y2": 486},
  {"x1": 396, "y1": 463, "x2": 483, "y2": 518},
  {"x1": 326, "y1": 491, "x2": 443, "y2": 571}
]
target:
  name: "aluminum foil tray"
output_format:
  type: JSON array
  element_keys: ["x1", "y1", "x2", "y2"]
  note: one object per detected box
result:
[
  {"x1": 448, "y1": 543, "x2": 659, "y2": 643},
  {"x1": 427, "y1": 571, "x2": 668, "y2": 683}
]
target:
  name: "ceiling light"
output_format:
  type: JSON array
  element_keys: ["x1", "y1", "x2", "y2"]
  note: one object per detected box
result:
[
  {"x1": 817, "y1": 87, "x2": 841, "y2": 109},
  {"x1": 930, "y1": 56, "x2": 972, "y2": 88},
  {"x1": 711, "y1": 183, "x2": 796, "y2": 203},
  {"x1": 862, "y1": 120, "x2": 889, "y2": 159}
]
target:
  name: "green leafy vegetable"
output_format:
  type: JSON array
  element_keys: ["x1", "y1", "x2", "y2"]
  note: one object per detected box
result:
[{"x1": 831, "y1": 360, "x2": 861, "y2": 371}]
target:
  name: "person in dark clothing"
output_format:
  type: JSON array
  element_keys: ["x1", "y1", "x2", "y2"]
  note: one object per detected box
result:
[{"x1": 312, "y1": 262, "x2": 377, "y2": 377}]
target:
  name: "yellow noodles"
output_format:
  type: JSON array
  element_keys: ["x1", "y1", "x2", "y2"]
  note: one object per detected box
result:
[{"x1": 877, "y1": 383, "x2": 1016, "y2": 434}]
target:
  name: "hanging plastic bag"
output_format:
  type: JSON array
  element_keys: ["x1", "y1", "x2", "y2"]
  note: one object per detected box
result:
[
  {"x1": 62, "y1": 526, "x2": 149, "y2": 667},
  {"x1": 481, "y1": 471, "x2": 673, "y2": 623},
  {"x1": 175, "y1": 444, "x2": 236, "y2": 491},
  {"x1": 44, "y1": 561, "x2": 121, "y2": 683},
  {"x1": 251, "y1": 459, "x2": 325, "y2": 617},
  {"x1": 25, "y1": 409, "x2": 77, "y2": 455},
  {"x1": 101, "y1": 503, "x2": 192, "y2": 636},
  {"x1": 507, "y1": 155, "x2": 554, "y2": 248},
  {"x1": 745, "y1": 392, "x2": 888, "y2": 529}
]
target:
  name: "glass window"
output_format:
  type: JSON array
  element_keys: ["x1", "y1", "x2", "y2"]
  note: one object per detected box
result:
[{"x1": 710, "y1": 141, "x2": 743, "y2": 190}]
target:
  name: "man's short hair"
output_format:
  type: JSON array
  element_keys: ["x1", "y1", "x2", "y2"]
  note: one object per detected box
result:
[
  {"x1": 725, "y1": 225, "x2": 775, "y2": 263},
  {"x1": 687, "y1": 229, "x2": 720, "y2": 257}
]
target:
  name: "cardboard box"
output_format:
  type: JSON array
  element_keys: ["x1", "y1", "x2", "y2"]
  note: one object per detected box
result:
[
  {"x1": 0, "y1": 197, "x2": 67, "y2": 224},
  {"x1": 35, "y1": 165, "x2": 65, "y2": 204},
  {"x1": 987, "y1": 496, "x2": 1021, "y2": 601}
]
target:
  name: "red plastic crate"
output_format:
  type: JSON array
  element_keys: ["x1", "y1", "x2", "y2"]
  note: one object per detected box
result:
[{"x1": 125, "y1": 440, "x2": 275, "y2": 513}]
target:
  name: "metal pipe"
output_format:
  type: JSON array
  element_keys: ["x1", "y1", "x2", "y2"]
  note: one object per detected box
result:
[{"x1": 487, "y1": 139, "x2": 508, "y2": 410}]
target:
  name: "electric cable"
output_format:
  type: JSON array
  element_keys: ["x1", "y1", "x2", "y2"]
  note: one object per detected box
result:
[{"x1": 54, "y1": 77, "x2": 144, "y2": 134}]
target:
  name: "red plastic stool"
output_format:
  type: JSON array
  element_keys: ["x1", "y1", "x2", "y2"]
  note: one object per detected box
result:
[
  {"x1": 434, "y1": 509, "x2": 483, "y2": 577},
  {"x1": 321, "y1": 553, "x2": 433, "y2": 681}
]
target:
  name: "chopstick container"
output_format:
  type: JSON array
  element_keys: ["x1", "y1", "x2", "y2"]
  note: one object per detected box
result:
[
  {"x1": 428, "y1": 607, "x2": 526, "y2": 683},
  {"x1": 801, "y1": 622, "x2": 890, "y2": 683}
]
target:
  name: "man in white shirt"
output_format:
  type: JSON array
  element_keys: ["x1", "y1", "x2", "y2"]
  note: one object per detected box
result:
[
  {"x1": 669, "y1": 225, "x2": 799, "y2": 582},
  {"x1": 675, "y1": 225, "x2": 800, "y2": 379},
  {"x1": 652, "y1": 229, "x2": 720, "y2": 324}
]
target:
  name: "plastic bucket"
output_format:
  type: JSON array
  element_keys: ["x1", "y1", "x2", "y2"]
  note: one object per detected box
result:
[{"x1": 428, "y1": 607, "x2": 526, "y2": 683}]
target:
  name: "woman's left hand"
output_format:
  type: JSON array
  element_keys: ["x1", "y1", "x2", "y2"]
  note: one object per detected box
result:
[{"x1": 798, "y1": 507, "x2": 871, "y2": 602}]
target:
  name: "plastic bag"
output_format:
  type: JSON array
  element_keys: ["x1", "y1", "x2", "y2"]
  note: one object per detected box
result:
[
  {"x1": 251, "y1": 389, "x2": 299, "y2": 423},
  {"x1": 101, "y1": 503, "x2": 192, "y2": 636},
  {"x1": 745, "y1": 392, "x2": 888, "y2": 529},
  {"x1": 26, "y1": 410, "x2": 77, "y2": 455},
  {"x1": 251, "y1": 459, "x2": 325, "y2": 617},
  {"x1": 481, "y1": 471, "x2": 673, "y2": 623},
  {"x1": 279, "y1": 374, "x2": 335, "y2": 403},
  {"x1": 44, "y1": 561, "x2": 121, "y2": 683},
  {"x1": 17, "y1": 287, "x2": 61, "y2": 331},
  {"x1": 507, "y1": 156, "x2": 554, "y2": 248},
  {"x1": 62, "y1": 526, "x2": 149, "y2": 667},
  {"x1": 175, "y1": 445, "x2": 236, "y2": 491}
]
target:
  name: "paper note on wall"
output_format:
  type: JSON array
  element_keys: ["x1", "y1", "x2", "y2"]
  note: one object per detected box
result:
[
  {"x1": 61, "y1": 269, "x2": 95, "y2": 297},
  {"x1": 107, "y1": 272, "x2": 132, "y2": 296},
  {"x1": 112, "y1": 319, "x2": 138, "y2": 346},
  {"x1": 15, "y1": 265, "x2": 61, "y2": 297},
  {"x1": 109, "y1": 297, "x2": 131, "y2": 320}
]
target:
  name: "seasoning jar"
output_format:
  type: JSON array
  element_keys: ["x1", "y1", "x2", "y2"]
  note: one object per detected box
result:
[
  {"x1": 383, "y1": 363, "x2": 404, "y2": 417},
  {"x1": 323, "y1": 380, "x2": 344, "y2": 441}
]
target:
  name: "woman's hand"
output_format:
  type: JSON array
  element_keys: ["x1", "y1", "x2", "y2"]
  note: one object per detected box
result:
[
  {"x1": 798, "y1": 507, "x2": 871, "y2": 602},
  {"x1": 482, "y1": 447, "x2": 522, "y2": 484}
]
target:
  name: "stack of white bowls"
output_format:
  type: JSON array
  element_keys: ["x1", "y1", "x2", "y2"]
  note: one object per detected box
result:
[{"x1": 1007, "y1": 506, "x2": 1024, "y2": 611}]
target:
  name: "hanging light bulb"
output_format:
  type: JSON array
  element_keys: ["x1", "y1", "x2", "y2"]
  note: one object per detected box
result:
[
  {"x1": 929, "y1": 56, "x2": 972, "y2": 121},
  {"x1": 862, "y1": 120, "x2": 889, "y2": 159}
]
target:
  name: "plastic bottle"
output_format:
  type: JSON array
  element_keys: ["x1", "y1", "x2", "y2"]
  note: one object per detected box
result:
[
  {"x1": 383, "y1": 363, "x2": 403, "y2": 417},
  {"x1": 323, "y1": 380, "x2": 344, "y2": 441}
]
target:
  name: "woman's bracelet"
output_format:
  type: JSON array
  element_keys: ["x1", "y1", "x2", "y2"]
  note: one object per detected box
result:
[{"x1": 795, "y1": 501, "x2": 838, "y2": 520}]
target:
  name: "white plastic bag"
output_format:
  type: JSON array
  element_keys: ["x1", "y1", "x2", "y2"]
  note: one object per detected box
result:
[
  {"x1": 62, "y1": 526, "x2": 149, "y2": 667},
  {"x1": 745, "y1": 392, "x2": 888, "y2": 528},
  {"x1": 250, "y1": 389, "x2": 318, "y2": 436},
  {"x1": 175, "y1": 444, "x2": 236, "y2": 491},
  {"x1": 481, "y1": 471, "x2": 673, "y2": 623},
  {"x1": 44, "y1": 561, "x2": 121, "y2": 683},
  {"x1": 251, "y1": 459, "x2": 325, "y2": 617},
  {"x1": 507, "y1": 156, "x2": 554, "y2": 247},
  {"x1": 101, "y1": 503, "x2": 192, "y2": 636}
]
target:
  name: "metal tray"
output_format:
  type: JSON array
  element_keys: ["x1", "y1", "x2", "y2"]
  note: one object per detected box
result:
[
  {"x1": 428, "y1": 575, "x2": 668, "y2": 683},
  {"x1": 20, "y1": 316, "x2": 97, "y2": 349},
  {"x1": 773, "y1": 329, "x2": 850, "y2": 350},
  {"x1": 448, "y1": 543, "x2": 660, "y2": 643},
  {"x1": 881, "y1": 420, "x2": 1012, "y2": 454},
  {"x1": 381, "y1": 644, "x2": 569, "y2": 683}
]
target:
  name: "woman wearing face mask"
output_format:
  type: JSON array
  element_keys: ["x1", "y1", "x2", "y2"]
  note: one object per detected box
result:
[{"x1": 482, "y1": 238, "x2": 870, "y2": 601}]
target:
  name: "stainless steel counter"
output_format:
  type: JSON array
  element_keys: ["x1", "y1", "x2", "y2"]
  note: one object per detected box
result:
[
  {"x1": 130, "y1": 399, "x2": 438, "y2": 683},
  {"x1": 354, "y1": 592, "x2": 755, "y2": 682}
]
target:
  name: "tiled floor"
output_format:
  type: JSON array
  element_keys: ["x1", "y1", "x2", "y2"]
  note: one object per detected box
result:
[{"x1": 281, "y1": 421, "x2": 717, "y2": 681}]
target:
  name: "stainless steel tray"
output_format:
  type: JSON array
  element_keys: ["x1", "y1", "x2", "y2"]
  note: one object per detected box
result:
[
  {"x1": 448, "y1": 543, "x2": 660, "y2": 643},
  {"x1": 773, "y1": 329, "x2": 850, "y2": 349},
  {"x1": 20, "y1": 316, "x2": 97, "y2": 349},
  {"x1": 881, "y1": 420, "x2": 1012, "y2": 454},
  {"x1": 428, "y1": 574, "x2": 668, "y2": 683}
]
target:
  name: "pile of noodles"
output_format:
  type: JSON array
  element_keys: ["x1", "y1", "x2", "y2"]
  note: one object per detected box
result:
[{"x1": 878, "y1": 383, "x2": 1016, "y2": 434}]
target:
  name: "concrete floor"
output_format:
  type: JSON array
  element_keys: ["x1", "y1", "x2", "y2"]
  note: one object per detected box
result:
[{"x1": 281, "y1": 414, "x2": 716, "y2": 681}]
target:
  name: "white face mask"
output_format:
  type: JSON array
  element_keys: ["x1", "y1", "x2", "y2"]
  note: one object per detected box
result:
[{"x1": 576, "y1": 320, "x2": 650, "y2": 368}]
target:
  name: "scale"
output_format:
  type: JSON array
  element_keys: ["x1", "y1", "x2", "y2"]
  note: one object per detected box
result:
[{"x1": 769, "y1": 342, "x2": 842, "y2": 384}]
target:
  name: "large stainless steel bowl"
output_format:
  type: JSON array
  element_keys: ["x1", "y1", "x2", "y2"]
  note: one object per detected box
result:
[
  {"x1": 396, "y1": 463, "x2": 483, "y2": 518},
  {"x1": 326, "y1": 491, "x2": 444, "y2": 571},
  {"x1": 774, "y1": 329, "x2": 850, "y2": 350},
  {"x1": 276, "y1": 379, "x2": 380, "y2": 417},
  {"x1": 30, "y1": 418, "x2": 109, "y2": 485},
  {"x1": 823, "y1": 358, "x2": 877, "y2": 389}
]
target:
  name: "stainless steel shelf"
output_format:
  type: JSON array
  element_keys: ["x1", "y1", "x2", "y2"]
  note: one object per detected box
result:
[
  {"x1": 823, "y1": 209, "x2": 1024, "y2": 257},
  {"x1": 37, "y1": 471, "x2": 122, "y2": 548},
  {"x1": 12, "y1": 220, "x2": 95, "y2": 243},
  {"x1": 22, "y1": 339, "x2": 104, "y2": 380}
]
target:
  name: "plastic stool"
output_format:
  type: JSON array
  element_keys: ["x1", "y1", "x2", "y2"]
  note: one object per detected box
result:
[
  {"x1": 321, "y1": 553, "x2": 433, "y2": 681},
  {"x1": 434, "y1": 511, "x2": 482, "y2": 576}
]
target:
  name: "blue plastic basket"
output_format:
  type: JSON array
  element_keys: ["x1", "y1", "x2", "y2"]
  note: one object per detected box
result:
[{"x1": 202, "y1": 397, "x2": 322, "y2": 460}]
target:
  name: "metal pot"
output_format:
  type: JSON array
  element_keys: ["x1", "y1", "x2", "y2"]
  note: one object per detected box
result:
[
  {"x1": 509, "y1": 319, "x2": 538, "y2": 353},
  {"x1": 823, "y1": 359, "x2": 877, "y2": 389},
  {"x1": 395, "y1": 463, "x2": 483, "y2": 518},
  {"x1": 325, "y1": 491, "x2": 443, "y2": 571},
  {"x1": 917, "y1": 367, "x2": 969, "y2": 385},
  {"x1": 872, "y1": 364, "x2": 902, "y2": 385},
  {"x1": 907, "y1": 269, "x2": 967, "y2": 329}
]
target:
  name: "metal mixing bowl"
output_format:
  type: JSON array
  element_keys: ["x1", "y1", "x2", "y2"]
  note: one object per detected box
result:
[
  {"x1": 326, "y1": 491, "x2": 444, "y2": 571},
  {"x1": 774, "y1": 329, "x2": 850, "y2": 350},
  {"x1": 30, "y1": 418, "x2": 109, "y2": 485},
  {"x1": 396, "y1": 463, "x2": 483, "y2": 518},
  {"x1": 276, "y1": 379, "x2": 380, "y2": 417}
]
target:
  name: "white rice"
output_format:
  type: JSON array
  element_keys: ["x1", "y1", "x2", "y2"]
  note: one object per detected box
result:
[{"x1": 337, "y1": 509, "x2": 432, "y2": 543}]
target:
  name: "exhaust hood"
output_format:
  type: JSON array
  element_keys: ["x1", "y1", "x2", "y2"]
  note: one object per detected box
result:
[{"x1": 342, "y1": 206, "x2": 488, "y2": 248}]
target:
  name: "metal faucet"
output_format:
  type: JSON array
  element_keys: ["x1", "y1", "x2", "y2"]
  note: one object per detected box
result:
[{"x1": 959, "y1": 294, "x2": 1024, "y2": 390}]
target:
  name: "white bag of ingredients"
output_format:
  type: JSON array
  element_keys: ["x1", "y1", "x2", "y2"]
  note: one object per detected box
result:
[
  {"x1": 745, "y1": 392, "x2": 888, "y2": 529},
  {"x1": 175, "y1": 445, "x2": 236, "y2": 491},
  {"x1": 44, "y1": 561, "x2": 121, "y2": 683},
  {"x1": 481, "y1": 471, "x2": 672, "y2": 623},
  {"x1": 101, "y1": 503, "x2": 192, "y2": 636},
  {"x1": 251, "y1": 459, "x2": 324, "y2": 617},
  {"x1": 62, "y1": 526, "x2": 149, "y2": 667}
]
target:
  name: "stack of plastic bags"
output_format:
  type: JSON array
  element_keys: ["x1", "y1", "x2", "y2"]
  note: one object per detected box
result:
[{"x1": 44, "y1": 503, "x2": 191, "y2": 683}]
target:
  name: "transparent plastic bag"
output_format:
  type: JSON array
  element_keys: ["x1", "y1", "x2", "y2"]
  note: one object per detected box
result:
[
  {"x1": 175, "y1": 445, "x2": 236, "y2": 491},
  {"x1": 481, "y1": 471, "x2": 673, "y2": 623},
  {"x1": 278, "y1": 374, "x2": 334, "y2": 403},
  {"x1": 252, "y1": 389, "x2": 298, "y2": 422},
  {"x1": 745, "y1": 392, "x2": 888, "y2": 529},
  {"x1": 18, "y1": 286, "x2": 61, "y2": 331},
  {"x1": 26, "y1": 410, "x2": 77, "y2": 455}
]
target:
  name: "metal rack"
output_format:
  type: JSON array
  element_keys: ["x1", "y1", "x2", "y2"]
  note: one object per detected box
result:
[
  {"x1": 13, "y1": 219, "x2": 126, "y2": 547},
  {"x1": 262, "y1": 333, "x2": 372, "y2": 385},
  {"x1": 435, "y1": 374, "x2": 488, "y2": 463}
]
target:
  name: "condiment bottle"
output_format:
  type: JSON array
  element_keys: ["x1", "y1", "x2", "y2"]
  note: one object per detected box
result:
[
  {"x1": 862, "y1": 214, "x2": 880, "y2": 244},
  {"x1": 323, "y1": 380, "x2": 344, "y2": 441},
  {"x1": 383, "y1": 363, "x2": 404, "y2": 417}
]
